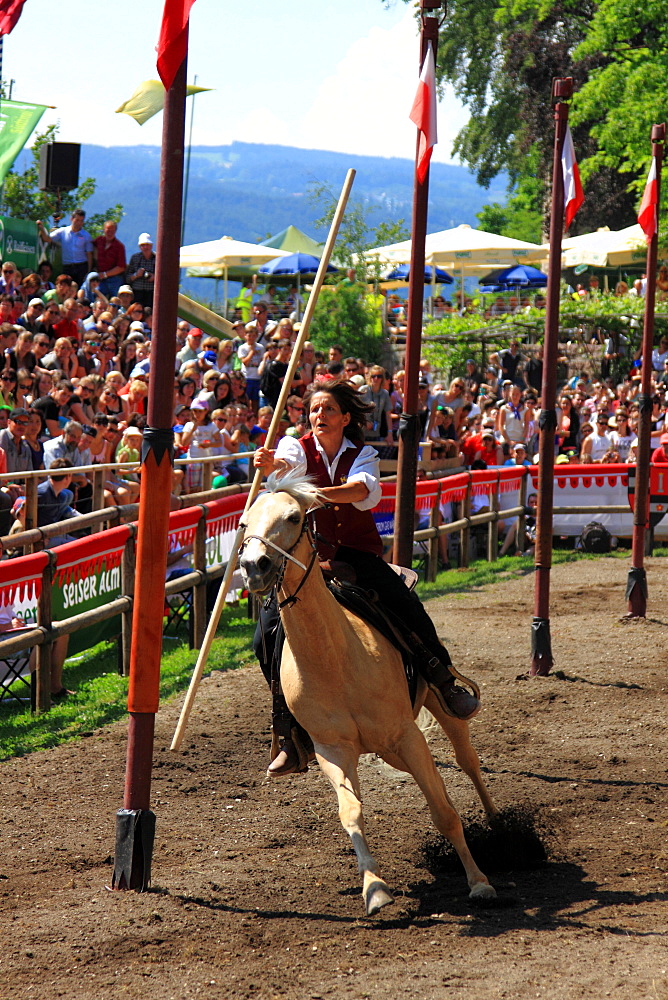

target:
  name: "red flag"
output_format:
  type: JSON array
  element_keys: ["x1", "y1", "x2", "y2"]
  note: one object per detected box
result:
[
  {"x1": 156, "y1": 0, "x2": 196, "y2": 91},
  {"x1": 0, "y1": 0, "x2": 27, "y2": 36},
  {"x1": 409, "y1": 41, "x2": 438, "y2": 184},
  {"x1": 638, "y1": 160, "x2": 658, "y2": 245},
  {"x1": 561, "y1": 126, "x2": 584, "y2": 229}
]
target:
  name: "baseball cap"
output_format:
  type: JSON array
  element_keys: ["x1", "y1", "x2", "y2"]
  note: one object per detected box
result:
[
  {"x1": 118, "y1": 285, "x2": 133, "y2": 295},
  {"x1": 191, "y1": 399, "x2": 209, "y2": 410},
  {"x1": 513, "y1": 442, "x2": 526, "y2": 451},
  {"x1": 482, "y1": 429, "x2": 494, "y2": 439},
  {"x1": 661, "y1": 432, "x2": 668, "y2": 444},
  {"x1": 129, "y1": 321, "x2": 145, "y2": 332},
  {"x1": 199, "y1": 350, "x2": 218, "y2": 365},
  {"x1": 29, "y1": 297, "x2": 44, "y2": 307},
  {"x1": 138, "y1": 232, "x2": 153, "y2": 246},
  {"x1": 555, "y1": 454, "x2": 569, "y2": 464}
]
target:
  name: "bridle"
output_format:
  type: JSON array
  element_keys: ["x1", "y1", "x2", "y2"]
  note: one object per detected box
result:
[{"x1": 240, "y1": 505, "x2": 319, "y2": 609}]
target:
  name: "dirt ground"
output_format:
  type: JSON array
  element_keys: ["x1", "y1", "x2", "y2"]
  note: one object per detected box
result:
[{"x1": 1, "y1": 556, "x2": 667, "y2": 1000}]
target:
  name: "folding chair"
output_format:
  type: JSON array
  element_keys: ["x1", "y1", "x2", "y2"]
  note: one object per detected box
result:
[{"x1": 0, "y1": 628, "x2": 34, "y2": 707}]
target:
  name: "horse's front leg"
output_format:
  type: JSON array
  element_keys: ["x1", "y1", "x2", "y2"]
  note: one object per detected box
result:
[{"x1": 315, "y1": 744, "x2": 394, "y2": 916}]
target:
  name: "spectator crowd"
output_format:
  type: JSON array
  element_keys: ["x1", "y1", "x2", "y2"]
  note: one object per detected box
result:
[{"x1": 1, "y1": 210, "x2": 668, "y2": 551}]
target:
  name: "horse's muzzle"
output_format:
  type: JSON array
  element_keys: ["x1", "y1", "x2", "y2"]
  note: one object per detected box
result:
[{"x1": 239, "y1": 545, "x2": 280, "y2": 595}]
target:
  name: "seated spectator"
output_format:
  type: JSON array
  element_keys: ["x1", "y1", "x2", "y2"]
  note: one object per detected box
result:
[
  {"x1": 31, "y1": 380, "x2": 75, "y2": 438},
  {"x1": 42, "y1": 336, "x2": 78, "y2": 379}
]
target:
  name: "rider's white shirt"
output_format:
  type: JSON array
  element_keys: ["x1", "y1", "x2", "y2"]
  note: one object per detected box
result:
[{"x1": 275, "y1": 434, "x2": 382, "y2": 511}]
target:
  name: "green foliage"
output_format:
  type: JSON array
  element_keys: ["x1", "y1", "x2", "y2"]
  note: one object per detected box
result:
[
  {"x1": 309, "y1": 283, "x2": 384, "y2": 362},
  {"x1": 2, "y1": 124, "x2": 123, "y2": 237},
  {"x1": 309, "y1": 180, "x2": 409, "y2": 281},
  {"x1": 572, "y1": 7, "x2": 668, "y2": 209}
]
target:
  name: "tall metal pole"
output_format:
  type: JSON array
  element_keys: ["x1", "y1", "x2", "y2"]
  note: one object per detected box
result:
[
  {"x1": 393, "y1": 2, "x2": 440, "y2": 567},
  {"x1": 112, "y1": 48, "x2": 188, "y2": 891},
  {"x1": 627, "y1": 124, "x2": 665, "y2": 617},
  {"x1": 530, "y1": 78, "x2": 573, "y2": 677}
]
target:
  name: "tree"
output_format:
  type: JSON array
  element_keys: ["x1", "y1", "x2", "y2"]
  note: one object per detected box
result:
[
  {"x1": 2, "y1": 124, "x2": 123, "y2": 237},
  {"x1": 571, "y1": 8, "x2": 668, "y2": 210},
  {"x1": 402, "y1": 0, "x2": 638, "y2": 236},
  {"x1": 307, "y1": 183, "x2": 409, "y2": 358}
]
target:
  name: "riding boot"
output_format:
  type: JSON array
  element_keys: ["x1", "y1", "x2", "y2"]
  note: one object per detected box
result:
[
  {"x1": 421, "y1": 651, "x2": 481, "y2": 721},
  {"x1": 268, "y1": 690, "x2": 315, "y2": 777}
]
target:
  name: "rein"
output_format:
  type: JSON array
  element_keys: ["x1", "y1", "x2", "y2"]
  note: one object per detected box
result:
[{"x1": 241, "y1": 507, "x2": 319, "y2": 610}]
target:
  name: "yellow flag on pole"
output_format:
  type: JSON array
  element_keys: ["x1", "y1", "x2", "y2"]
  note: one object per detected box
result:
[{"x1": 116, "y1": 79, "x2": 211, "y2": 125}]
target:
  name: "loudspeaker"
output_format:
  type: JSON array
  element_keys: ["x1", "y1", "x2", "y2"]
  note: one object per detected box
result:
[{"x1": 38, "y1": 142, "x2": 80, "y2": 191}]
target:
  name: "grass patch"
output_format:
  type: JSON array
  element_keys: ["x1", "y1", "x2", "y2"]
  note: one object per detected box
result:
[{"x1": 0, "y1": 604, "x2": 255, "y2": 762}]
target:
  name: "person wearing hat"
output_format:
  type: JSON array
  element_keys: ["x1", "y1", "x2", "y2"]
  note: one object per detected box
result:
[
  {"x1": 651, "y1": 431, "x2": 668, "y2": 465},
  {"x1": 16, "y1": 297, "x2": 45, "y2": 334},
  {"x1": 126, "y1": 233, "x2": 156, "y2": 308},
  {"x1": 176, "y1": 328, "x2": 205, "y2": 371},
  {"x1": 464, "y1": 359, "x2": 481, "y2": 394},
  {"x1": 93, "y1": 220, "x2": 127, "y2": 298}
]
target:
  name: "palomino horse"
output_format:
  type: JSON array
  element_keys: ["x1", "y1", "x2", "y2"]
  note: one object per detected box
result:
[{"x1": 239, "y1": 472, "x2": 497, "y2": 915}]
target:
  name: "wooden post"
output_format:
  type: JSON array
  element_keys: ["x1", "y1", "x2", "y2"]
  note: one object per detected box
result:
[
  {"x1": 488, "y1": 478, "x2": 499, "y2": 563},
  {"x1": 92, "y1": 468, "x2": 105, "y2": 524},
  {"x1": 24, "y1": 476, "x2": 38, "y2": 553},
  {"x1": 120, "y1": 527, "x2": 136, "y2": 677},
  {"x1": 426, "y1": 483, "x2": 440, "y2": 582},
  {"x1": 192, "y1": 508, "x2": 208, "y2": 649},
  {"x1": 35, "y1": 552, "x2": 55, "y2": 714},
  {"x1": 460, "y1": 477, "x2": 471, "y2": 569},
  {"x1": 516, "y1": 472, "x2": 528, "y2": 554}
]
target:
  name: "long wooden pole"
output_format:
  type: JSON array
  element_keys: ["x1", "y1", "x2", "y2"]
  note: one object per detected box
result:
[
  {"x1": 393, "y1": 9, "x2": 438, "y2": 567},
  {"x1": 170, "y1": 169, "x2": 356, "y2": 751},
  {"x1": 627, "y1": 124, "x2": 665, "y2": 617},
  {"x1": 530, "y1": 77, "x2": 573, "y2": 677},
  {"x1": 111, "y1": 47, "x2": 188, "y2": 891}
]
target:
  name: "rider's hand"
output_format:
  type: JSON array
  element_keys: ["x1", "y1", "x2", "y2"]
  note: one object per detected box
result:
[{"x1": 254, "y1": 446, "x2": 276, "y2": 475}]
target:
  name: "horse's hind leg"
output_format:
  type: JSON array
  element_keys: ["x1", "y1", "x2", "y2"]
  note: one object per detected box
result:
[
  {"x1": 393, "y1": 723, "x2": 496, "y2": 901},
  {"x1": 315, "y1": 744, "x2": 394, "y2": 916},
  {"x1": 424, "y1": 690, "x2": 498, "y2": 819}
]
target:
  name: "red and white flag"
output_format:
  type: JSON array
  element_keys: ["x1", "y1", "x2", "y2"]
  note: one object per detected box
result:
[
  {"x1": 638, "y1": 160, "x2": 658, "y2": 245},
  {"x1": 0, "y1": 0, "x2": 27, "y2": 37},
  {"x1": 157, "y1": 0, "x2": 196, "y2": 92},
  {"x1": 409, "y1": 41, "x2": 438, "y2": 184},
  {"x1": 561, "y1": 126, "x2": 584, "y2": 229}
]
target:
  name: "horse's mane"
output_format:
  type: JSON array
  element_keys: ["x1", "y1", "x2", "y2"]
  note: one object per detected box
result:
[{"x1": 264, "y1": 468, "x2": 326, "y2": 509}]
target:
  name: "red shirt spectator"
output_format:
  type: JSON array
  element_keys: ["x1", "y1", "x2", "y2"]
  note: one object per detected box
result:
[{"x1": 651, "y1": 433, "x2": 668, "y2": 464}]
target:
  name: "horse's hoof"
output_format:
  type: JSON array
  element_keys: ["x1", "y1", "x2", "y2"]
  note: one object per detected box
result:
[
  {"x1": 365, "y1": 880, "x2": 395, "y2": 916},
  {"x1": 469, "y1": 882, "x2": 496, "y2": 901}
]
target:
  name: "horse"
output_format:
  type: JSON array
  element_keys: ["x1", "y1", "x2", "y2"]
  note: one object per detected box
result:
[{"x1": 238, "y1": 471, "x2": 498, "y2": 915}]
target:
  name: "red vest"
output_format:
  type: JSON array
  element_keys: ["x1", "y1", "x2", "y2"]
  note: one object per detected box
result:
[{"x1": 299, "y1": 432, "x2": 384, "y2": 559}]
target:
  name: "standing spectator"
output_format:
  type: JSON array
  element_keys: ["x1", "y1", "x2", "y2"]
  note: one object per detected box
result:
[
  {"x1": 361, "y1": 366, "x2": 394, "y2": 446},
  {"x1": 94, "y1": 220, "x2": 127, "y2": 297},
  {"x1": 245, "y1": 302, "x2": 276, "y2": 344},
  {"x1": 498, "y1": 340, "x2": 525, "y2": 387},
  {"x1": 126, "y1": 233, "x2": 156, "y2": 308},
  {"x1": 237, "y1": 326, "x2": 264, "y2": 409},
  {"x1": 260, "y1": 339, "x2": 300, "y2": 409},
  {"x1": 498, "y1": 385, "x2": 526, "y2": 445},
  {"x1": 37, "y1": 210, "x2": 94, "y2": 288},
  {"x1": 524, "y1": 345, "x2": 544, "y2": 394},
  {"x1": 36, "y1": 458, "x2": 79, "y2": 545}
]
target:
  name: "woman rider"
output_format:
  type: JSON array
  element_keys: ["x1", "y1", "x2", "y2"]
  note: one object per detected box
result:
[{"x1": 253, "y1": 377, "x2": 480, "y2": 777}]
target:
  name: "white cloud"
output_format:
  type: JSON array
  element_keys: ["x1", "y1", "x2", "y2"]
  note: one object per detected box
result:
[{"x1": 225, "y1": 8, "x2": 468, "y2": 162}]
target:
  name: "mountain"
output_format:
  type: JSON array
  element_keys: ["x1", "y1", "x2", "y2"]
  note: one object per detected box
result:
[{"x1": 78, "y1": 141, "x2": 507, "y2": 248}]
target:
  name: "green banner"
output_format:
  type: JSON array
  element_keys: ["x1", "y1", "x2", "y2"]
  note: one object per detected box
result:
[
  {"x1": 0, "y1": 99, "x2": 46, "y2": 185},
  {"x1": 0, "y1": 215, "x2": 39, "y2": 270}
]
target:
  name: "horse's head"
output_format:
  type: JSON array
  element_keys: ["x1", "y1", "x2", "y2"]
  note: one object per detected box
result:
[{"x1": 239, "y1": 472, "x2": 322, "y2": 595}]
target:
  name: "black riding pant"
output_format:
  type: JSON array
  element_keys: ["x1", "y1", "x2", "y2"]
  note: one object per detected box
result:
[{"x1": 253, "y1": 546, "x2": 452, "y2": 689}]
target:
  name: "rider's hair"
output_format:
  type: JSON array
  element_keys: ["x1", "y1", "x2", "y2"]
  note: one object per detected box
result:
[{"x1": 304, "y1": 376, "x2": 373, "y2": 444}]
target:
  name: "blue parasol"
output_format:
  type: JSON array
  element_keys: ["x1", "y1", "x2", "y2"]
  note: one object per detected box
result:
[
  {"x1": 479, "y1": 263, "x2": 547, "y2": 292},
  {"x1": 258, "y1": 253, "x2": 338, "y2": 319},
  {"x1": 385, "y1": 263, "x2": 453, "y2": 284}
]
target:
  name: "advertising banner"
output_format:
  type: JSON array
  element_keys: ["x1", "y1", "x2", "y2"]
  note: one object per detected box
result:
[{"x1": 0, "y1": 214, "x2": 39, "y2": 270}]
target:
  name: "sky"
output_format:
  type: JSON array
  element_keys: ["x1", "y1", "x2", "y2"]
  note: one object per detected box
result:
[{"x1": 4, "y1": 0, "x2": 469, "y2": 162}]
